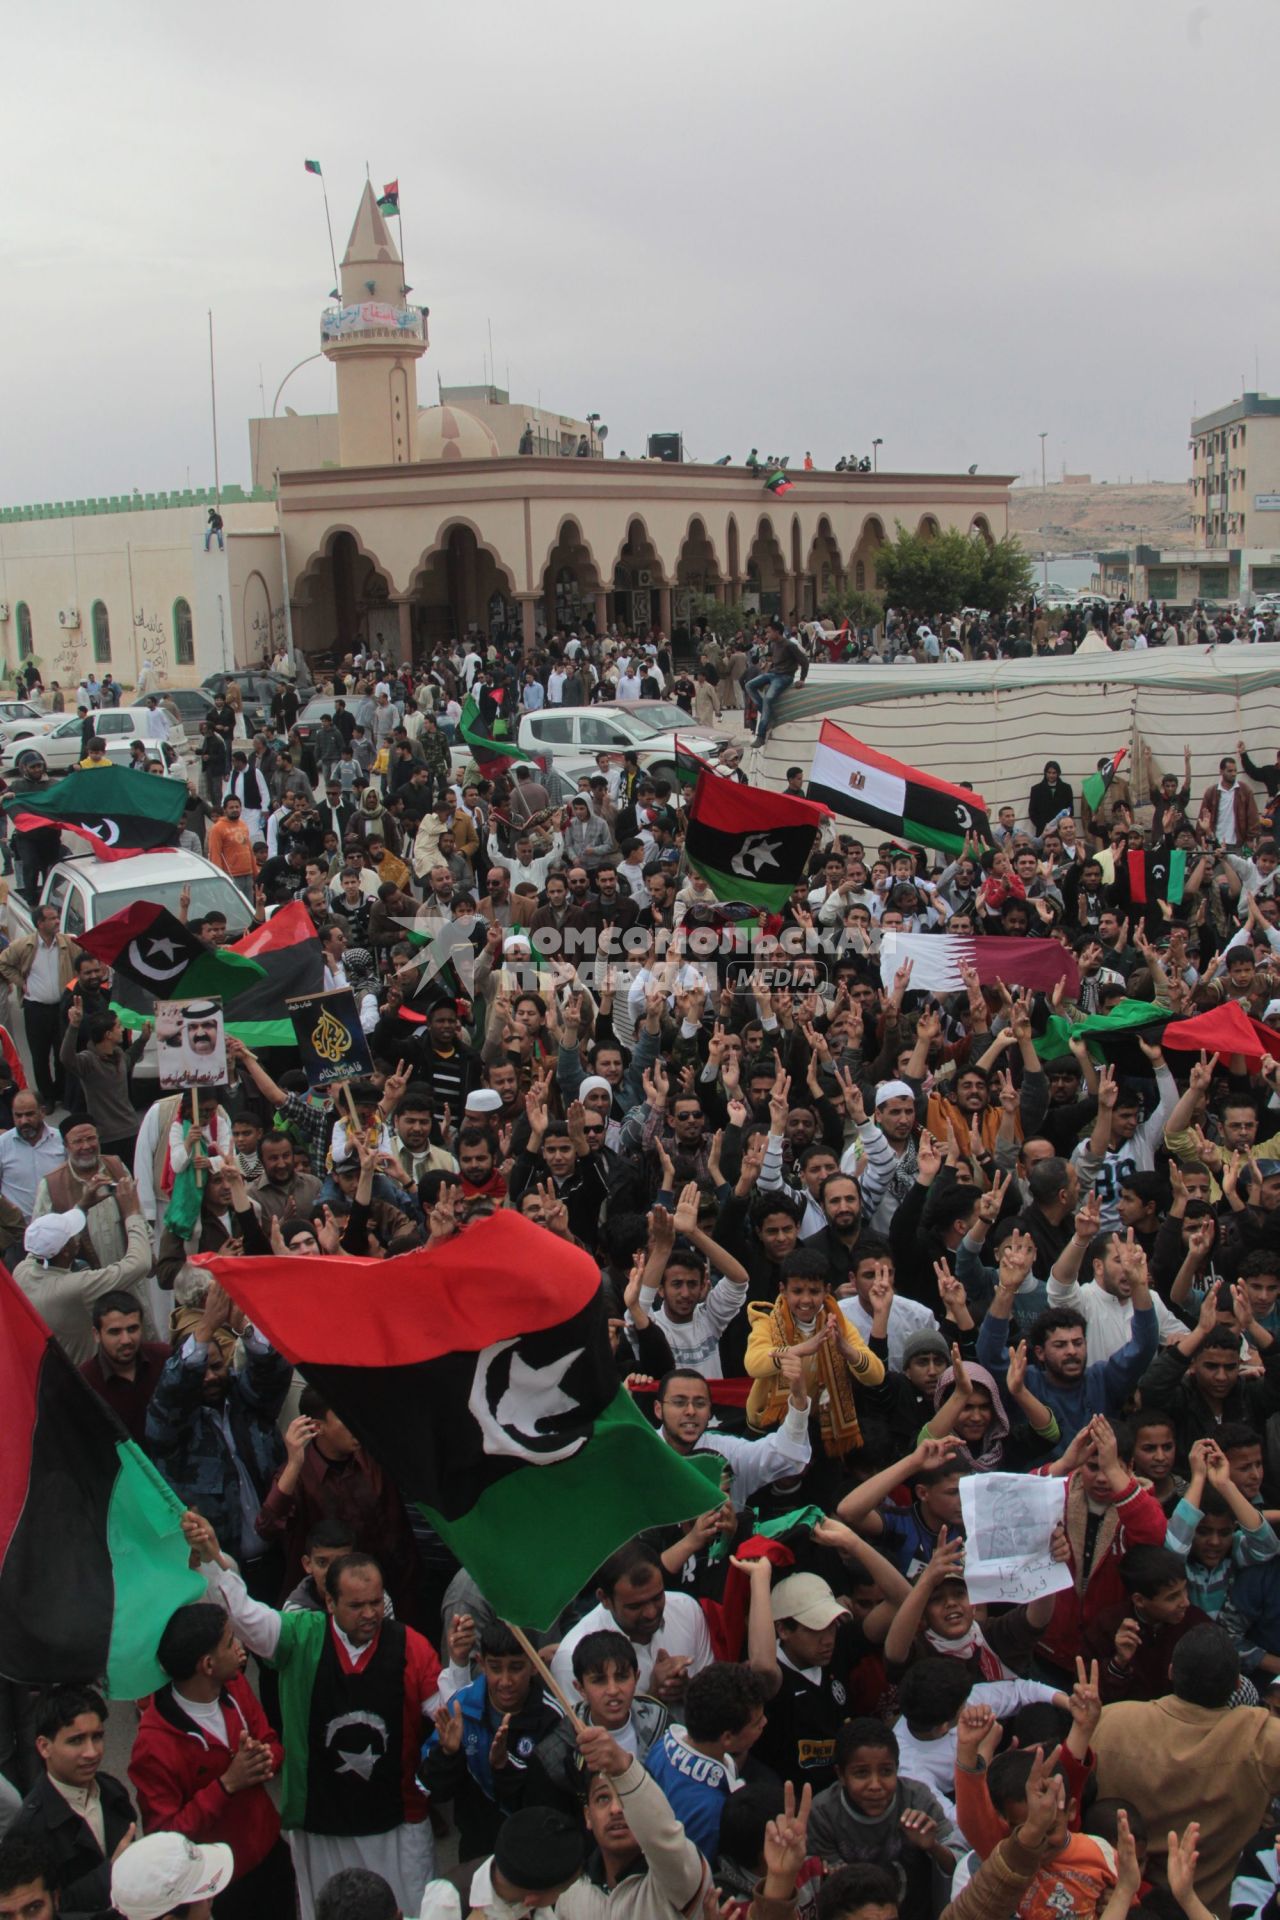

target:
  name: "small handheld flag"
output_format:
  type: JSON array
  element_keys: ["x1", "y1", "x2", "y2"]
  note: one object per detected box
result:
[
  {"x1": 304, "y1": 158, "x2": 322, "y2": 175},
  {"x1": 1082, "y1": 745, "x2": 1127, "y2": 814}
]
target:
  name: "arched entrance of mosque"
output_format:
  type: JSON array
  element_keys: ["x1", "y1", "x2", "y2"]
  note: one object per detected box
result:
[
  {"x1": 292, "y1": 530, "x2": 396, "y2": 665},
  {"x1": 409, "y1": 524, "x2": 518, "y2": 656},
  {"x1": 850, "y1": 516, "x2": 886, "y2": 597},
  {"x1": 744, "y1": 517, "x2": 787, "y2": 618},
  {"x1": 673, "y1": 517, "x2": 723, "y2": 652},
  {"x1": 807, "y1": 517, "x2": 843, "y2": 613},
  {"x1": 611, "y1": 519, "x2": 666, "y2": 638},
  {"x1": 542, "y1": 519, "x2": 603, "y2": 642}
]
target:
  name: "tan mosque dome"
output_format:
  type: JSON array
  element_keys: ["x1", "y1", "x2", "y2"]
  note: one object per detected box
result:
[{"x1": 415, "y1": 404, "x2": 500, "y2": 462}]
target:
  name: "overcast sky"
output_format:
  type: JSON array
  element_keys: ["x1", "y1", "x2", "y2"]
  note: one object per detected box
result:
[{"x1": 4, "y1": 0, "x2": 1277, "y2": 504}]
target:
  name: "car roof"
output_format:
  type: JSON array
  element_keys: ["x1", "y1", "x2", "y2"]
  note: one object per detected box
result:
[
  {"x1": 54, "y1": 850, "x2": 225, "y2": 893},
  {"x1": 539, "y1": 701, "x2": 681, "y2": 718}
]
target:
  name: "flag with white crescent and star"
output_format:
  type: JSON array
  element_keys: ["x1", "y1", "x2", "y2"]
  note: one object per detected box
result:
[
  {"x1": 684, "y1": 770, "x2": 826, "y2": 911},
  {"x1": 75, "y1": 902, "x2": 267, "y2": 1002},
  {"x1": 0, "y1": 764, "x2": 187, "y2": 862},
  {"x1": 195, "y1": 1213, "x2": 722, "y2": 1629}
]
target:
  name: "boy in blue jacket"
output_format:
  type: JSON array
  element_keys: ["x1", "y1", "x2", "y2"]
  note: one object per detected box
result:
[{"x1": 644, "y1": 1662, "x2": 767, "y2": 1860}]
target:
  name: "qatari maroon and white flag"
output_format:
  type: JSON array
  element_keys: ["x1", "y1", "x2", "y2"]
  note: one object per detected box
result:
[{"x1": 878, "y1": 931, "x2": 1079, "y2": 999}]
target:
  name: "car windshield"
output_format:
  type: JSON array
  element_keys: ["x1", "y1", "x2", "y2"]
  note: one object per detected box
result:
[
  {"x1": 91, "y1": 874, "x2": 252, "y2": 935},
  {"x1": 623, "y1": 704, "x2": 696, "y2": 737}
]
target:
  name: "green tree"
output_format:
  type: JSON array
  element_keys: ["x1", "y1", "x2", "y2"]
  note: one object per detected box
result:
[
  {"x1": 973, "y1": 536, "x2": 1035, "y2": 615},
  {"x1": 875, "y1": 525, "x2": 1034, "y2": 618},
  {"x1": 690, "y1": 591, "x2": 751, "y2": 639},
  {"x1": 819, "y1": 583, "x2": 884, "y2": 628}
]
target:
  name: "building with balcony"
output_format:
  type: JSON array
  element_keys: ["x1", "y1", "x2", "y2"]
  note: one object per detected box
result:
[{"x1": 0, "y1": 185, "x2": 1014, "y2": 688}]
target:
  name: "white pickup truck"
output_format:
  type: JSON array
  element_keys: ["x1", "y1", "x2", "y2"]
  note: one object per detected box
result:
[{"x1": 514, "y1": 700, "x2": 726, "y2": 784}]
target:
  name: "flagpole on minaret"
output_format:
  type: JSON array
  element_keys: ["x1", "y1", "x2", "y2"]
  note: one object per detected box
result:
[{"x1": 320, "y1": 176, "x2": 340, "y2": 294}]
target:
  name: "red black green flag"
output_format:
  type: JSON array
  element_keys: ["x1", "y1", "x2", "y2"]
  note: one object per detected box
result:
[
  {"x1": 1127, "y1": 846, "x2": 1186, "y2": 906},
  {"x1": 114, "y1": 900, "x2": 323, "y2": 1049},
  {"x1": 0, "y1": 1274, "x2": 204, "y2": 1694},
  {"x1": 1082, "y1": 745, "x2": 1127, "y2": 814},
  {"x1": 764, "y1": 470, "x2": 794, "y2": 496},
  {"x1": 1, "y1": 765, "x2": 187, "y2": 862},
  {"x1": 197, "y1": 1213, "x2": 720, "y2": 1629},
  {"x1": 377, "y1": 179, "x2": 400, "y2": 215},
  {"x1": 685, "y1": 770, "x2": 825, "y2": 910},
  {"x1": 458, "y1": 692, "x2": 538, "y2": 782},
  {"x1": 77, "y1": 902, "x2": 267, "y2": 1002},
  {"x1": 672, "y1": 738, "x2": 714, "y2": 792}
]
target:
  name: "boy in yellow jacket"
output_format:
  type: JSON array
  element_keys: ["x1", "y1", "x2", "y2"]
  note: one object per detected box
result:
[{"x1": 746, "y1": 1248, "x2": 884, "y2": 1458}]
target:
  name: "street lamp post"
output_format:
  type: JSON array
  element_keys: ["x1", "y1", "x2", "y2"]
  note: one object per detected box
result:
[
  {"x1": 1039, "y1": 431, "x2": 1049, "y2": 589},
  {"x1": 872, "y1": 438, "x2": 883, "y2": 472}
]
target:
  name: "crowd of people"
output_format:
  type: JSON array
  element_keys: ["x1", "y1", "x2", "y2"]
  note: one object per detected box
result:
[{"x1": 5, "y1": 621, "x2": 1280, "y2": 1920}]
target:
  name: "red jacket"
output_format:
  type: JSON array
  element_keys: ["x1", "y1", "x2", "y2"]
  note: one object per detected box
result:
[
  {"x1": 1032, "y1": 1471, "x2": 1166, "y2": 1674},
  {"x1": 129, "y1": 1674, "x2": 282, "y2": 1878}
]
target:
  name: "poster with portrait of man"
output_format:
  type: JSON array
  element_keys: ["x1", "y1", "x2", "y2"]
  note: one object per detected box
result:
[
  {"x1": 286, "y1": 987, "x2": 374, "y2": 1091},
  {"x1": 155, "y1": 997, "x2": 227, "y2": 1089}
]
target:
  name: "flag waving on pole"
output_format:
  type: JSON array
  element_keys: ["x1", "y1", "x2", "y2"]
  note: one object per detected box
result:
[
  {"x1": 1082, "y1": 745, "x2": 1127, "y2": 814},
  {"x1": 808, "y1": 719, "x2": 990, "y2": 856},
  {"x1": 197, "y1": 1214, "x2": 720, "y2": 1629},
  {"x1": 304, "y1": 158, "x2": 322, "y2": 175},
  {"x1": 377, "y1": 179, "x2": 400, "y2": 215},
  {"x1": 877, "y1": 930, "x2": 1079, "y2": 999},
  {"x1": 1, "y1": 765, "x2": 187, "y2": 861},
  {"x1": 685, "y1": 772, "x2": 826, "y2": 910}
]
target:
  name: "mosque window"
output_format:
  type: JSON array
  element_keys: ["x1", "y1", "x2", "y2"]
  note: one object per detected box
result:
[
  {"x1": 91, "y1": 600, "x2": 111, "y2": 663},
  {"x1": 15, "y1": 604, "x2": 32, "y2": 661},
  {"x1": 173, "y1": 597, "x2": 194, "y2": 666}
]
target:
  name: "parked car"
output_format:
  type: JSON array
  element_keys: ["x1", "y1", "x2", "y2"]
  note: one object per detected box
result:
[
  {"x1": 514, "y1": 702, "x2": 726, "y2": 784},
  {"x1": 155, "y1": 687, "x2": 216, "y2": 737},
  {"x1": 293, "y1": 694, "x2": 378, "y2": 744},
  {"x1": 0, "y1": 701, "x2": 60, "y2": 745},
  {"x1": 201, "y1": 670, "x2": 300, "y2": 730},
  {"x1": 0, "y1": 710, "x2": 187, "y2": 778},
  {"x1": 2, "y1": 851, "x2": 253, "y2": 1081}
]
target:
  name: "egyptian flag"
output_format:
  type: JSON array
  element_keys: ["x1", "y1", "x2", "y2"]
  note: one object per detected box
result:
[
  {"x1": 0, "y1": 1275, "x2": 204, "y2": 1695},
  {"x1": 1127, "y1": 847, "x2": 1186, "y2": 907},
  {"x1": 764, "y1": 469, "x2": 794, "y2": 495},
  {"x1": 877, "y1": 929, "x2": 1080, "y2": 999},
  {"x1": 114, "y1": 900, "x2": 323, "y2": 1049},
  {"x1": 1082, "y1": 745, "x2": 1127, "y2": 814},
  {"x1": 197, "y1": 1214, "x2": 720, "y2": 1629},
  {"x1": 685, "y1": 771, "x2": 825, "y2": 911},
  {"x1": 77, "y1": 902, "x2": 267, "y2": 1002},
  {"x1": 377, "y1": 179, "x2": 399, "y2": 215},
  {"x1": 458, "y1": 692, "x2": 536, "y2": 781},
  {"x1": 808, "y1": 719, "x2": 991, "y2": 856},
  {"x1": 1, "y1": 765, "x2": 187, "y2": 861}
]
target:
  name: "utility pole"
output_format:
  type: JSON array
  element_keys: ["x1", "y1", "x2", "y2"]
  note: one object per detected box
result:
[{"x1": 1039, "y1": 431, "x2": 1049, "y2": 589}]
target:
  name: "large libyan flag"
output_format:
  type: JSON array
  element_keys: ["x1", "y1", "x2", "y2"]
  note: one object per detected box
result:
[
  {"x1": 1, "y1": 764, "x2": 187, "y2": 861},
  {"x1": 114, "y1": 900, "x2": 324, "y2": 1049},
  {"x1": 807, "y1": 718, "x2": 991, "y2": 856},
  {"x1": 0, "y1": 1274, "x2": 204, "y2": 1696},
  {"x1": 198, "y1": 1213, "x2": 721, "y2": 1628},
  {"x1": 684, "y1": 770, "x2": 826, "y2": 911}
]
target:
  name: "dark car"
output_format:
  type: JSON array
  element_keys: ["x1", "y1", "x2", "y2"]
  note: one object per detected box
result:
[{"x1": 200, "y1": 670, "x2": 305, "y2": 730}]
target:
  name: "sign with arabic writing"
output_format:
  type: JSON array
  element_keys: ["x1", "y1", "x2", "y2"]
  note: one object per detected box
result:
[
  {"x1": 321, "y1": 302, "x2": 424, "y2": 342},
  {"x1": 286, "y1": 987, "x2": 374, "y2": 1090}
]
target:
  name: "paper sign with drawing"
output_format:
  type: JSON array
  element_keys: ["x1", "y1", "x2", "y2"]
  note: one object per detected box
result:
[{"x1": 958, "y1": 1472, "x2": 1071, "y2": 1606}]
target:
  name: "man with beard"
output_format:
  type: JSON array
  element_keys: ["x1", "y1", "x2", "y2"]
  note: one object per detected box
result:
[
  {"x1": 568, "y1": 864, "x2": 639, "y2": 953},
  {"x1": 476, "y1": 865, "x2": 515, "y2": 932},
  {"x1": 804, "y1": 1172, "x2": 864, "y2": 1294},
  {"x1": 978, "y1": 1236, "x2": 1158, "y2": 1457},
  {"x1": 13, "y1": 1177, "x2": 153, "y2": 1365},
  {"x1": 249, "y1": 1130, "x2": 322, "y2": 1225},
  {"x1": 33, "y1": 1113, "x2": 135, "y2": 1266}
]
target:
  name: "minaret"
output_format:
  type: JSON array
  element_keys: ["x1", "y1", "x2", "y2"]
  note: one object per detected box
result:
[{"x1": 322, "y1": 182, "x2": 428, "y2": 467}]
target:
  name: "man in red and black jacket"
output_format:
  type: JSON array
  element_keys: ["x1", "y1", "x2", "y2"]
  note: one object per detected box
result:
[{"x1": 129, "y1": 1601, "x2": 295, "y2": 1920}]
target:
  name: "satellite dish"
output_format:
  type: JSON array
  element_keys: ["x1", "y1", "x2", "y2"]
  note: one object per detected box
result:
[{"x1": 285, "y1": 406, "x2": 298, "y2": 417}]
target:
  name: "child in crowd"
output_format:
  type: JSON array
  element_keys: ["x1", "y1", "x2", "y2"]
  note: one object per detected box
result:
[
  {"x1": 922, "y1": 1347, "x2": 1059, "y2": 1468},
  {"x1": 1165, "y1": 1437, "x2": 1280, "y2": 1655},
  {"x1": 836, "y1": 1437, "x2": 970, "y2": 1578},
  {"x1": 807, "y1": 1718, "x2": 958, "y2": 1920},
  {"x1": 526, "y1": 1629, "x2": 669, "y2": 1816},
  {"x1": 882, "y1": 1524, "x2": 1072, "y2": 1681},
  {"x1": 1128, "y1": 1410, "x2": 1185, "y2": 1510},
  {"x1": 1090, "y1": 1545, "x2": 1209, "y2": 1701},
  {"x1": 746, "y1": 1249, "x2": 885, "y2": 1459},
  {"x1": 890, "y1": 1660, "x2": 1067, "y2": 1812}
]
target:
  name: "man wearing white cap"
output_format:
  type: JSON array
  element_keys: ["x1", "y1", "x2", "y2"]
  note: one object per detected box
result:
[
  {"x1": 12, "y1": 1175, "x2": 153, "y2": 1364},
  {"x1": 110, "y1": 1832, "x2": 233, "y2": 1920},
  {"x1": 839, "y1": 1078, "x2": 921, "y2": 1232}
]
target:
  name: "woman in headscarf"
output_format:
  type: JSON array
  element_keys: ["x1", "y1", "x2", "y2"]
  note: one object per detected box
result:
[{"x1": 923, "y1": 1346, "x2": 1058, "y2": 1468}]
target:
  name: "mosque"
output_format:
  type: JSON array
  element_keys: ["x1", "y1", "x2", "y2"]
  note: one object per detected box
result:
[{"x1": 0, "y1": 186, "x2": 1013, "y2": 688}]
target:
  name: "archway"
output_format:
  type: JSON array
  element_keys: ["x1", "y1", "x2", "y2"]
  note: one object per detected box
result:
[
  {"x1": 242, "y1": 570, "x2": 274, "y2": 668},
  {"x1": 850, "y1": 515, "x2": 886, "y2": 596},
  {"x1": 674, "y1": 517, "x2": 723, "y2": 647},
  {"x1": 293, "y1": 530, "x2": 396, "y2": 665},
  {"x1": 970, "y1": 514, "x2": 995, "y2": 547},
  {"x1": 611, "y1": 518, "x2": 665, "y2": 637},
  {"x1": 410, "y1": 524, "x2": 518, "y2": 655},
  {"x1": 543, "y1": 518, "x2": 603, "y2": 642},
  {"x1": 745, "y1": 517, "x2": 787, "y2": 618},
  {"x1": 806, "y1": 517, "x2": 843, "y2": 614},
  {"x1": 917, "y1": 515, "x2": 941, "y2": 542}
]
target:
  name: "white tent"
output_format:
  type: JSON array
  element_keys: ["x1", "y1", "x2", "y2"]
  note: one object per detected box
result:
[{"x1": 759, "y1": 647, "x2": 1280, "y2": 818}]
